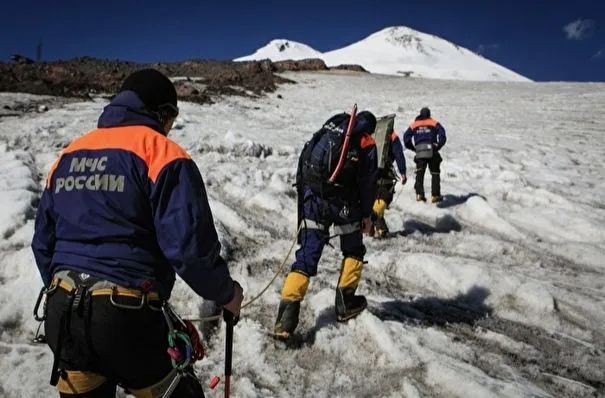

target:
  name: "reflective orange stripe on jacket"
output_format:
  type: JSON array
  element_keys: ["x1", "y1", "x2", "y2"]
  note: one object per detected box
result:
[
  {"x1": 360, "y1": 134, "x2": 376, "y2": 149},
  {"x1": 46, "y1": 126, "x2": 190, "y2": 188},
  {"x1": 410, "y1": 118, "x2": 438, "y2": 130}
]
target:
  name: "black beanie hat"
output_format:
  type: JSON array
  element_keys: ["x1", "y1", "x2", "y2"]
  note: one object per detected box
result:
[
  {"x1": 119, "y1": 69, "x2": 178, "y2": 113},
  {"x1": 420, "y1": 107, "x2": 431, "y2": 118},
  {"x1": 356, "y1": 110, "x2": 377, "y2": 133}
]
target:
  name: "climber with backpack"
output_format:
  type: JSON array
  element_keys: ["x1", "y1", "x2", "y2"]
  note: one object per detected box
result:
[
  {"x1": 368, "y1": 114, "x2": 407, "y2": 239},
  {"x1": 273, "y1": 106, "x2": 378, "y2": 343},
  {"x1": 31, "y1": 69, "x2": 243, "y2": 397},
  {"x1": 403, "y1": 107, "x2": 447, "y2": 203}
]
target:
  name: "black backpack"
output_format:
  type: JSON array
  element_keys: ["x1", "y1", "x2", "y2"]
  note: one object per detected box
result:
[{"x1": 296, "y1": 112, "x2": 362, "y2": 198}]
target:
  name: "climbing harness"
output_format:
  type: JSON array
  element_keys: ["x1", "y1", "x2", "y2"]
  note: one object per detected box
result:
[
  {"x1": 33, "y1": 270, "x2": 209, "y2": 398},
  {"x1": 32, "y1": 272, "x2": 167, "y2": 387}
]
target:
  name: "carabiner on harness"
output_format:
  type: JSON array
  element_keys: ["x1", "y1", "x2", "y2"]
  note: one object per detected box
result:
[
  {"x1": 109, "y1": 287, "x2": 146, "y2": 310},
  {"x1": 32, "y1": 285, "x2": 58, "y2": 344},
  {"x1": 162, "y1": 304, "x2": 194, "y2": 371},
  {"x1": 33, "y1": 285, "x2": 55, "y2": 322}
]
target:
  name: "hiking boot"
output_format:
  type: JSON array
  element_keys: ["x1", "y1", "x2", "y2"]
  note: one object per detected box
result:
[
  {"x1": 416, "y1": 194, "x2": 426, "y2": 202},
  {"x1": 368, "y1": 223, "x2": 375, "y2": 237},
  {"x1": 431, "y1": 195, "x2": 443, "y2": 203},
  {"x1": 335, "y1": 257, "x2": 366, "y2": 321},
  {"x1": 335, "y1": 287, "x2": 367, "y2": 321},
  {"x1": 373, "y1": 217, "x2": 389, "y2": 239},
  {"x1": 274, "y1": 270, "x2": 310, "y2": 341},
  {"x1": 273, "y1": 300, "x2": 301, "y2": 341}
]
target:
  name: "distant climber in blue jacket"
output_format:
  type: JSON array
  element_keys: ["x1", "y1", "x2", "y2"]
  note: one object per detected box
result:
[
  {"x1": 403, "y1": 107, "x2": 447, "y2": 203},
  {"x1": 31, "y1": 69, "x2": 243, "y2": 397},
  {"x1": 370, "y1": 128, "x2": 407, "y2": 238}
]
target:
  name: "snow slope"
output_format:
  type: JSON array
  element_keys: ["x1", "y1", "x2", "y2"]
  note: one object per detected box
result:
[
  {"x1": 322, "y1": 26, "x2": 530, "y2": 82},
  {"x1": 1, "y1": 74, "x2": 604, "y2": 397},
  {"x1": 235, "y1": 39, "x2": 323, "y2": 62},
  {"x1": 235, "y1": 26, "x2": 532, "y2": 82}
]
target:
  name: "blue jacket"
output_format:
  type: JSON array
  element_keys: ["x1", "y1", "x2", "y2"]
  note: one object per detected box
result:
[
  {"x1": 403, "y1": 116, "x2": 447, "y2": 152},
  {"x1": 336, "y1": 116, "x2": 378, "y2": 219},
  {"x1": 357, "y1": 132, "x2": 378, "y2": 218},
  {"x1": 390, "y1": 132, "x2": 406, "y2": 175},
  {"x1": 31, "y1": 91, "x2": 235, "y2": 304}
]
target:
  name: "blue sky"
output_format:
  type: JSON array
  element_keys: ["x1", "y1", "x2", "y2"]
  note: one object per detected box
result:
[{"x1": 1, "y1": 0, "x2": 604, "y2": 82}]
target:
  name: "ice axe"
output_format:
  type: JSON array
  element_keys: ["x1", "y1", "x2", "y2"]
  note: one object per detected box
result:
[
  {"x1": 223, "y1": 310, "x2": 235, "y2": 398},
  {"x1": 209, "y1": 310, "x2": 237, "y2": 397},
  {"x1": 328, "y1": 103, "x2": 358, "y2": 184}
]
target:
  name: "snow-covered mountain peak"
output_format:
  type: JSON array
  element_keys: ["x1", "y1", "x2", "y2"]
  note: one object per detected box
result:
[
  {"x1": 234, "y1": 39, "x2": 322, "y2": 62},
  {"x1": 375, "y1": 26, "x2": 433, "y2": 56},
  {"x1": 354, "y1": 26, "x2": 464, "y2": 56},
  {"x1": 374, "y1": 26, "x2": 422, "y2": 43}
]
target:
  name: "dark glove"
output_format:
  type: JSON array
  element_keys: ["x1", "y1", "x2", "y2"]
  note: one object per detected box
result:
[{"x1": 223, "y1": 308, "x2": 239, "y2": 326}]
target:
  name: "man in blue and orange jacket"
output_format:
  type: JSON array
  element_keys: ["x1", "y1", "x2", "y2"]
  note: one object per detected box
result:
[
  {"x1": 371, "y1": 129, "x2": 407, "y2": 238},
  {"x1": 273, "y1": 111, "x2": 378, "y2": 343},
  {"x1": 403, "y1": 107, "x2": 447, "y2": 203},
  {"x1": 31, "y1": 69, "x2": 243, "y2": 398}
]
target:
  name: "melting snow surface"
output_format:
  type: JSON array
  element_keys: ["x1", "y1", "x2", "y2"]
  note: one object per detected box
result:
[{"x1": 0, "y1": 73, "x2": 604, "y2": 397}]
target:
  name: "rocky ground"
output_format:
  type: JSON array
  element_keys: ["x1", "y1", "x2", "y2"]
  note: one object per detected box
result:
[{"x1": 0, "y1": 56, "x2": 367, "y2": 105}]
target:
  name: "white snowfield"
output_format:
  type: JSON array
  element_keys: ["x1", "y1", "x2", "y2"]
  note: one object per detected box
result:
[
  {"x1": 0, "y1": 72, "x2": 604, "y2": 398},
  {"x1": 235, "y1": 26, "x2": 532, "y2": 82}
]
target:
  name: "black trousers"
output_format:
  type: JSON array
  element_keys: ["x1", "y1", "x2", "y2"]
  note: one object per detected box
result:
[
  {"x1": 375, "y1": 177, "x2": 395, "y2": 205},
  {"x1": 371, "y1": 176, "x2": 396, "y2": 234},
  {"x1": 414, "y1": 152, "x2": 442, "y2": 196},
  {"x1": 45, "y1": 286, "x2": 205, "y2": 397}
]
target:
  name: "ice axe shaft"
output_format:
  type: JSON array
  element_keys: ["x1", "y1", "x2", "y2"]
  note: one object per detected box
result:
[
  {"x1": 328, "y1": 103, "x2": 358, "y2": 183},
  {"x1": 224, "y1": 310, "x2": 235, "y2": 398}
]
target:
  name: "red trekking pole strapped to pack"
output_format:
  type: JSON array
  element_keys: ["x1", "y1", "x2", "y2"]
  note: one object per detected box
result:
[{"x1": 328, "y1": 103, "x2": 358, "y2": 184}]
